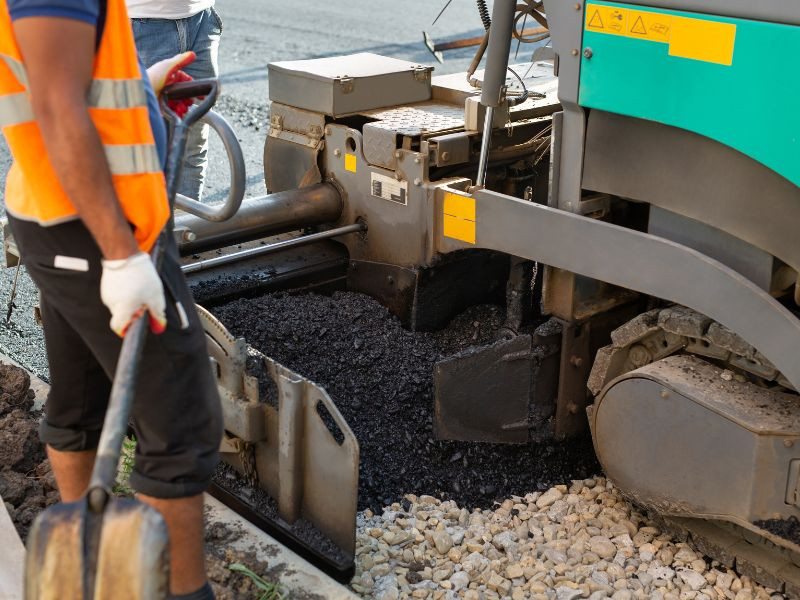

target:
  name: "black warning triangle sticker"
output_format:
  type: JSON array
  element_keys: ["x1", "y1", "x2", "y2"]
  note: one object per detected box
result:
[
  {"x1": 588, "y1": 9, "x2": 604, "y2": 29},
  {"x1": 630, "y1": 15, "x2": 647, "y2": 35}
]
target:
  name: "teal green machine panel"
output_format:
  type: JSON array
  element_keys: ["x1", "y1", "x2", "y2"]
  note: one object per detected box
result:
[{"x1": 579, "y1": 1, "x2": 800, "y2": 187}]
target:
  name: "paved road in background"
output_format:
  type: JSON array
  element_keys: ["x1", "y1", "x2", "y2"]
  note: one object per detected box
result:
[
  {"x1": 219, "y1": 0, "x2": 484, "y2": 97},
  {"x1": 0, "y1": 0, "x2": 498, "y2": 377}
]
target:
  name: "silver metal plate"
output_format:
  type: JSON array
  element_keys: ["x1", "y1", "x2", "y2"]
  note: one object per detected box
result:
[
  {"x1": 197, "y1": 306, "x2": 359, "y2": 557},
  {"x1": 361, "y1": 102, "x2": 465, "y2": 137},
  {"x1": 268, "y1": 53, "x2": 432, "y2": 116}
]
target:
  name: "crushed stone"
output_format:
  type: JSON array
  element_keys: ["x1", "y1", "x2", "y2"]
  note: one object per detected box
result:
[{"x1": 351, "y1": 479, "x2": 786, "y2": 600}]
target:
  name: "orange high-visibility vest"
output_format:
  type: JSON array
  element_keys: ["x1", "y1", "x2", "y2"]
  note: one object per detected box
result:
[{"x1": 0, "y1": 0, "x2": 169, "y2": 251}]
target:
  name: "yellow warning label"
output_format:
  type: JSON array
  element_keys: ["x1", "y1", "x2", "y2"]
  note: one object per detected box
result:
[
  {"x1": 585, "y1": 3, "x2": 735, "y2": 65},
  {"x1": 344, "y1": 153, "x2": 357, "y2": 173},
  {"x1": 669, "y1": 16, "x2": 736, "y2": 65},
  {"x1": 443, "y1": 192, "x2": 476, "y2": 244},
  {"x1": 443, "y1": 193, "x2": 476, "y2": 221}
]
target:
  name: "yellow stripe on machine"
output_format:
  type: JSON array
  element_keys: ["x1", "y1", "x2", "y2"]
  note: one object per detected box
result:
[
  {"x1": 585, "y1": 3, "x2": 736, "y2": 65},
  {"x1": 443, "y1": 192, "x2": 476, "y2": 244},
  {"x1": 344, "y1": 153, "x2": 357, "y2": 173}
]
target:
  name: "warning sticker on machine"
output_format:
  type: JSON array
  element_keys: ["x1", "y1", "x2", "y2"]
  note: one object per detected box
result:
[
  {"x1": 371, "y1": 172, "x2": 408, "y2": 205},
  {"x1": 584, "y1": 3, "x2": 735, "y2": 65}
]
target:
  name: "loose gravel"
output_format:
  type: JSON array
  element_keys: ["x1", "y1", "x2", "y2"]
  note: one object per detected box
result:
[
  {"x1": 212, "y1": 291, "x2": 600, "y2": 513},
  {"x1": 351, "y1": 479, "x2": 785, "y2": 600}
]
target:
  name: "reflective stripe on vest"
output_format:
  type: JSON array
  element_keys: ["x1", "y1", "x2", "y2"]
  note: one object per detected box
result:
[
  {"x1": 0, "y1": 54, "x2": 149, "y2": 115},
  {"x1": 0, "y1": 92, "x2": 31, "y2": 127},
  {"x1": 0, "y1": 53, "x2": 159, "y2": 175},
  {"x1": 88, "y1": 79, "x2": 148, "y2": 109},
  {"x1": 0, "y1": 54, "x2": 27, "y2": 87},
  {"x1": 105, "y1": 143, "x2": 161, "y2": 175}
]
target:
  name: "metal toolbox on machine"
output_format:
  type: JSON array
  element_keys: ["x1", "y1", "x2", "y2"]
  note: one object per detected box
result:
[{"x1": 268, "y1": 52, "x2": 433, "y2": 117}]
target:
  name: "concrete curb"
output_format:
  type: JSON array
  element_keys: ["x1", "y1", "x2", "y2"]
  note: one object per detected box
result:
[
  {"x1": 0, "y1": 494, "x2": 24, "y2": 600},
  {"x1": 205, "y1": 495, "x2": 359, "y2": 599}
]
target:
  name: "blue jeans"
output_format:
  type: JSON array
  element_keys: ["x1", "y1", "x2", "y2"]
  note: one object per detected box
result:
[{"x1": 132, "y1": 8, "x2": 223, "y2": 200}]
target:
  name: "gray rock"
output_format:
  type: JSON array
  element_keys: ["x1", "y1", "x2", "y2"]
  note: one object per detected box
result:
[
  {"x1": 374, "y1": 575, "x2": 400, "y2": 600},
  {"x1": 492, "y1": 530, "x2": 518, "y2": 551},
  {"x1": 555, "y1": 586, "x2": 584, "y2": 600},
  {"x1": 449, "y1": 571, "x2": 470, "y2": 591},
  {"x1": 432, "y1": 530, "x2": 454, "y2": 554},
  {"x1": 677, "y1": 567, "x2": 706, "y2": 591},
  {"x1": 451, "y1": 528, "x2": 465, "y2": 546},
  {"x1": 548, "y1": 499, "x2": 571, "y2": 522}
]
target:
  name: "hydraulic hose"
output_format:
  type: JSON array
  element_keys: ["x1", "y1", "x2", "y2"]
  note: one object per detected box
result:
[{"x1": 477, "y1": 0, "x2": 492, "y2": 30}]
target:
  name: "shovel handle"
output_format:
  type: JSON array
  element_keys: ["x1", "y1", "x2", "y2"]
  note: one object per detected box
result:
[{"x1": 88, "y1": 313, "x2": 149, "y2": 510}]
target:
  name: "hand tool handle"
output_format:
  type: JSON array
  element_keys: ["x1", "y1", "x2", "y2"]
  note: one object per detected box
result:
[
  {"x1": 87, "y1": 315, "x2": 148, "y2": 510},
  {"x1": 87, "y1": 78, "x2": 220, "y2": 512}
]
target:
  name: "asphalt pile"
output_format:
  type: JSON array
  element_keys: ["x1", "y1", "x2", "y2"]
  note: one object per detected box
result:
[
  {"x1": 0, "y1": 363, "x2": 58, "y2": 539},
  {"x1": 754, "y1": 518, "x2": 800, "y2": 546},
  {"x1": 212, "y1": 291, "x2": 600, "y2": 513}
]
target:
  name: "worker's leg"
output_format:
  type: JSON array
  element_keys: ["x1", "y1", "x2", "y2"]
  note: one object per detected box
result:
[
  {"x1": 132, "y1": 13, "x2": 221, "y2": 200},
  {"x1": 36, "y1": 292, "x2": 112, "y2": 502},
  {"x1": 9, "y1": 217, "x2": 223, "y2": 595},
  {"x1": 178, "y1": 7, "x2": 222, "y2": 201},
  {"x1": 46, "y1": 448, "x2": 96, "y2": 502},
  {"x1": 137, "y1": 493, "x2": 207, "y2": 595}
]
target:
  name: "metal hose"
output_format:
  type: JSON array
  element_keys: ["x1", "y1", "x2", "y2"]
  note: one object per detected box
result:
[{"x1": 466, "y1": 32, "x2": 490, "y2": 88}]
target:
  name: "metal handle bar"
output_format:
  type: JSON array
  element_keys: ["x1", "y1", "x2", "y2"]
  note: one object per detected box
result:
[
  {"x1": 174, "y1": 110, "x2": 246, "y2": 222},
  {"x1": 161, "y1": 78, "x2": 218, "y2": 128}
]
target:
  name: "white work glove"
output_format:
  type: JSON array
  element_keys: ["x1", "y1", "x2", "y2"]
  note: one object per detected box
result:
[{"x1": 100, "y1": 252, "x2": 167, "y2": 337}]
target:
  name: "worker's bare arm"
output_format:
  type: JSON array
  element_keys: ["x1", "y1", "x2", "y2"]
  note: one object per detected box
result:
[{"x1": 12, "y1": 18, "x2": 139, "y2": 260}]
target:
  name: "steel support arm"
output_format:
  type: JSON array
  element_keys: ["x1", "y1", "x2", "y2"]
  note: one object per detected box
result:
[{"x1": 435, "y1": 188, "x2": 800, "y2": 391}]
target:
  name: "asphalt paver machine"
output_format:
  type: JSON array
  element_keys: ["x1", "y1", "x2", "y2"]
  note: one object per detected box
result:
[{"x1": 6, "y1": 0, "x2": 800, "y2": 590}]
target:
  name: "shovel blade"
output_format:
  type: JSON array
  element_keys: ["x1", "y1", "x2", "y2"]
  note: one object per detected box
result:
[
  {"x1": 94, "y1": 498, "x2": 170, "y2": 600},
  {"x1": 26, "y1": 497, "x2": 169, "y2": 600},
  {"x1": 26, "y1": 502, "x2": 85, "y2": 600}
]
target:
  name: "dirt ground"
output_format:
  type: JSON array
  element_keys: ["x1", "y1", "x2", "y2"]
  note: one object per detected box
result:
[{"x1": 0, "y1": 364, "x2": 58, "y2": 541}]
